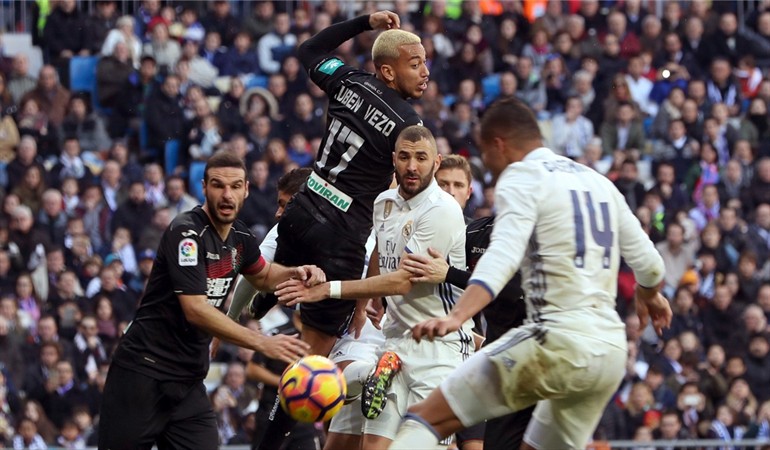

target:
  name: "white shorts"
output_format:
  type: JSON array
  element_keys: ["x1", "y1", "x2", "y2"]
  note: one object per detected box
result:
[
  {"x1": 328, "y1": 396, "x2": 365, "y2": 436},
  {"x1": 328, "y1": 318, "x2": 384, "y2": 435},
  {"x1": 363, "y1": 336, "x2": 469, "y2": 440},
  {"x1": 440, "y1": 324, "x2": 626, "y2": 449},
  {"x1": 328, "y1": 317, "x2": 385, "y2": 365}
]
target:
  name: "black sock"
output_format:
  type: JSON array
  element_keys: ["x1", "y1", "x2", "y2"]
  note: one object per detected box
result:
[{"x1": 252, "y1": 395, "x2": 298, "y2": 450}]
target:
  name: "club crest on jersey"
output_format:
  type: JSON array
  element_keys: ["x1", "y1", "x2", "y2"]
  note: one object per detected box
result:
[
  {"x1": 384, "y1": 200, "x2": 393, "y2": 219},
  {"x1": 178, "y1": 238, "x2": 198, "y2": 266},
  {"x1": 402, "y1": 220, "x2": 413, "y2": 239},
  {"x1": 231, "y1": 247, "x2": 238, "y2": 269}
]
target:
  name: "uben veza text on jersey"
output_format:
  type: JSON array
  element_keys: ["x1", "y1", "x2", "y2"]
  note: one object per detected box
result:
[{"x1": 335, "y1": 85, "x2": 397, "y2": 136}]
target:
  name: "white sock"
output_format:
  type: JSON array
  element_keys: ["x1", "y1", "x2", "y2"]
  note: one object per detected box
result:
[
  {"x1": 342, "y1": 360, "x2": 374, "y2": 398},
  {"x1": 390, "y1": 415, "x2": 442, "y2": 450}
]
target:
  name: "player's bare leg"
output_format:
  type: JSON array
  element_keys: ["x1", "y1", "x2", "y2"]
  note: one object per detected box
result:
[
  {"x1": 409, "y1": 389, "x2": 465, "y2": 438},
  {"x1": 301, "y1": 324, "x2": 337, "y2": 357},
  {"x1": 323, "y1": 432, "x2": 360, "y2": 450},
  {"x1": 460, "y1": 439, "x2": 484, "y2": 450},
  {"x1": 362, "y1": 433, "x2": 392, "y2": 450},
  {"x1": 389, "y1": 389, "x2": 464, "y2": 449}
]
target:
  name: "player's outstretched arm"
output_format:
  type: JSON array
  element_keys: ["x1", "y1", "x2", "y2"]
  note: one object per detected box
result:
[
  {"x1": 411, "y1": 283, "x2": 494, "y2": 342},
  {"x1": 275, "y1": 268, "x2": 412, "y2": 307},
  {"x1": 402, "y1": 248, "x2": 450, "y2": 284},
  {"x1": 246, "y1": 360, "x2": 281, "y2": 388},
  {"x1": 179, "y1": 294, "x2": 309, "y2": 364},
  {"x1": 244, "y1": 262, "x2": 326, "y2": 293},
  {"x1": 297, "y1": 11, "x2": 398, "y2": 72},
  {"x1": 368, "y1": 10, "x2": 400, "y2": 30}
]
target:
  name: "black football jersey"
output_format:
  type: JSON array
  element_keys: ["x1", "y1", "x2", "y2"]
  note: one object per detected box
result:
[
  {"x1": 294, "y1": 56, "x2": 422, "y2": 244},
  {"x1": 112, "y1": 207, "x2": 265, "y2": 381},
  {"x1": 466, "y1": 216, "x2": 526, "y2": 340}
]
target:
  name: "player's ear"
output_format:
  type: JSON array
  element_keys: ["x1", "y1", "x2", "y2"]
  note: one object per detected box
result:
[
  {"x1": 244, "y1": 180, "x2": 249, "y2": 199},
  {"x1": 493, "y1": 136, "x2": 507, "y2": 156},
  {"x1": 380, "y1": 63, "x2": 396, "y2": 83},
  {"x1": 434, "y1": 153, "x2": 442, "y2": 172}
]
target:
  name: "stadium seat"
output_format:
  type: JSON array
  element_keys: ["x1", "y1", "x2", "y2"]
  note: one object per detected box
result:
[
  {"x1": 69, "y1": 55, "x2": 99, "y2": 97},
  {"x1": 189, "y1": 162, "x2": 206, "y2": 203},
  {"x1": 245, "y1": 75, "x2": 268, "y2": 89},
  {"x1": 139, "y1": 120, "x2": 149, "y2": 150},
  {"x1": 482, "y1": 74, "x2": 502, "y2": 105},
  {"x1": 164, "y1": 139, "x2": 181, "y2": 177}
]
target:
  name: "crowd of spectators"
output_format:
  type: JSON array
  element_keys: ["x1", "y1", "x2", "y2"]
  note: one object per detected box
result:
[{"x1": 0, "y1": 0, "x2": 770, "y2": 447}]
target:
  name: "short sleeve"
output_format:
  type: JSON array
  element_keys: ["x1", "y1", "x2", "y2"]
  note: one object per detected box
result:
[
  {"x1": 165, "y1": 226, "x2": 207, "y2": 296},
  {"x1": 259, "y1": 225, "x2": 279, "y2": 263},
  {"x1": 239, "y1": 228, "x2": 266, "y2": 276}
]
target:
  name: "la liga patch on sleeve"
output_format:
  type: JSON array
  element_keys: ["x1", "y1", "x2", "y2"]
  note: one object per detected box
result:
[{"x1": 178, "y1": 238, "x2": 198, "y2": 266}]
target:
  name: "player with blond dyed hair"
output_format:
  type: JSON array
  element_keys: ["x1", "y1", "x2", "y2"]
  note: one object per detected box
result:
[
  {"x1": 372, "y1": 29, "x2": 423, "y2": 65},
  {"x1": 276, "y1": 125, "x2": 472, "y2": 450},
  {"x1": 250, "y1": 10, "x2": 429, "y2": 450}
]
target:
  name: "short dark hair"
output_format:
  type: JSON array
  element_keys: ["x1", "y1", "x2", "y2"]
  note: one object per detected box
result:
[
  {"x1": 438, "y1": 155, "x2": 472, "y2": 184},
  {"x1": 204, "y1": 150, "x2": 246, "y2": 182},
  {"x1": 396, "y1": 125, "x2": 437, "y2": 149},
  {"x1": 669, "y1": 118, "x2": 685, "y2": 128},
  {"x1": 480, "y1": 97, "x2": 541, "y2": 144},
  {"x1": 277, "y1": 167, "x2": 312, "y2": 196},
  {"x1": 621, "y1": 159, "x2": 638, "y2": 169},
  {"x1": 40, "y1": 341, "x2": 62, "y2": 357},
  {"x1": 45, "y1": 244, "x2": 64, "y2": 255},
  {"x1": 166, "y1": 174, "x2": 185, "y2": 187}
]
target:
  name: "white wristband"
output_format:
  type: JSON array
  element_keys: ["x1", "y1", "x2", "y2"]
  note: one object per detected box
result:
[{"x1": 329, "y1": 281, "x2": 342, "y2": 299}]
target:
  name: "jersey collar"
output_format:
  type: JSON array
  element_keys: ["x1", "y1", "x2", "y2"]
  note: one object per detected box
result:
[
  {"x1": 400, "y1": 179, "x2": 440, "y2": 210},
  {"x1": 522, "y1": 147, "x2": 555, "y2": 161}
]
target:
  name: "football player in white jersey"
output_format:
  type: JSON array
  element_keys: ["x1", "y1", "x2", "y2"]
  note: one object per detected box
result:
[
  {"x1": 388, "y1": 97, "x2": 673, "y2": 450},
  {"x1": 276, "y1": 125, "x2": 473, "y2": 450}
]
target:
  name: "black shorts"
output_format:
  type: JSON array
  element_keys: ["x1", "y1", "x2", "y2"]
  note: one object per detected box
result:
[
  {"x1": 483, "y1": 405, "x2": 535, "y2": 450},
  {"x1": 456, "y1": 421, "x2": 486, "y2": 446},
  {"x1": 268, "y1": 201, "x2": 366, "y2": 337},
  {"x1": 251, "y1": 391, "x2": 323, "y2": 450},
  {"x1": 98, "y1": 364, "x2": 217, "y2": 450}
]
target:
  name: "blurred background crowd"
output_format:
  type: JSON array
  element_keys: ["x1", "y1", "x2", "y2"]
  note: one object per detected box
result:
[{"x1": 1, "y1": 0, "x2": 770, "y2": 448}]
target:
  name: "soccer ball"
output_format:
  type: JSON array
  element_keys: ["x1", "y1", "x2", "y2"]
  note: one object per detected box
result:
[{"x1": 279, "y1": 355, "x2": 347, "y2": 423}]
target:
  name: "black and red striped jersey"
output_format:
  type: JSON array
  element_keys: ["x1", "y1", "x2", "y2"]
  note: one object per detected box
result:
[{"x1": 112, "y1": 206, "x2": 265, "y2": 381}]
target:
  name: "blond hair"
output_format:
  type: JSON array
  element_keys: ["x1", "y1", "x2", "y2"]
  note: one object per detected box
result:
[{"x1": 372, "y1": 29, "x2": 421, "y2": 68}]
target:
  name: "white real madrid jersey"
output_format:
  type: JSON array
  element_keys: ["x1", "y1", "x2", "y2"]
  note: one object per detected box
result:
[
  {"x1": 373, "y1": 180, "x2": 473, "y2": 350},
  {"x1": 470, "y1": 148, "x2": 665, "y2": 346}
]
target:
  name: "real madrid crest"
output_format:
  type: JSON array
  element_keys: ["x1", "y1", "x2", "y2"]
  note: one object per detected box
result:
[
  {"x1": 384, "y1": 200, "x2": 393, "y2": 219},
  {"x1": 402, "y1": 220, "x2": 413, "y2": 238}
]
